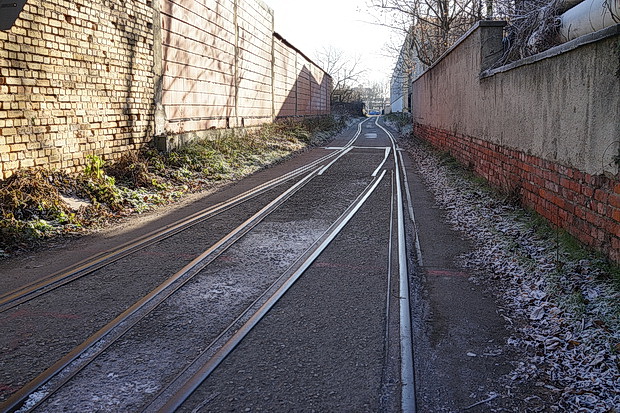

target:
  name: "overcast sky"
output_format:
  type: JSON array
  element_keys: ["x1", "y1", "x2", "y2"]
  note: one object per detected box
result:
[{"x1": 264, "y1": 0, "x2": 398, "y2": 86}]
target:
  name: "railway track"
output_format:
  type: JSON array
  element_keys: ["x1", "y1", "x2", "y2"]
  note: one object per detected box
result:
[
  {"x1": 0, "y1": 118, "x2": 370, "y2": 313},
  {"x1": 0, "y1": 117, "x2": 419, "y2": 412},
  {"x1": 0, "y1": 148, "x2": 344, "y2": 313}
]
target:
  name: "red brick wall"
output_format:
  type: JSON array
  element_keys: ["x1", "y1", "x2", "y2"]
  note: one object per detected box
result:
[{"x1": 414, "y1": 123, "x2": 620, "y2": 263}]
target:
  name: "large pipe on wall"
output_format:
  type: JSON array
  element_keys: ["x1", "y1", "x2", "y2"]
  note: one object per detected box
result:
[{"x1": 560, "y1": 0, "x2": 620, "y2": 40}]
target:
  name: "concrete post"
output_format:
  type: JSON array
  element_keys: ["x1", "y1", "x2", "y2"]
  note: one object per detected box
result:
[
  {"x1": 478, "y1": 21, "x2": 507, "y2": 72},
  {"x1": 152, "y1": 0, "x2": 167, "y2": 148}
]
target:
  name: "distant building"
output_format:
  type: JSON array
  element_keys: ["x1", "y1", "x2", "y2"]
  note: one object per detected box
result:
[
  {"x1": 348, "y1": 85, "x2": 389, "y2": 113},
  {"x1": 390, "y1": 29, "x2": 426, "y2": 113}
]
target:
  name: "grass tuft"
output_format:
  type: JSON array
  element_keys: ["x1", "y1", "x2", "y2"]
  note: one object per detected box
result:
[{"x1": 0, "y1": 115, "x2": 348, "y2": 256}]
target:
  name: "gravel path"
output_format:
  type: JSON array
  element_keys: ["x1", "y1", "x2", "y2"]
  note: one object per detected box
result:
[{"x1": 402, "y1": 135, "x2": 620, "y2": 412}]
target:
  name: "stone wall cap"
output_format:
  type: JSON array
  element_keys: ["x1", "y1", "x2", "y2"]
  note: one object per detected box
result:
[
  {"x1": 415, "y1": 20, "x2": 507, "y2": 80},
  {"x1": 482, "y1": 23, "x2": 620, "y2": 78}
]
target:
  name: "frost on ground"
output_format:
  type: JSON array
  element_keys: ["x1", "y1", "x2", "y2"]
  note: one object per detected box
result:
[{"x1": 404, "y1": 138, "x2": 620, "y2": 412}]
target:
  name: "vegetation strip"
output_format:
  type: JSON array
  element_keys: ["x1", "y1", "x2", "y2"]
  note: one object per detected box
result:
[{"x1": 0, "y1": 116, "x2": 348, "y2": 258}]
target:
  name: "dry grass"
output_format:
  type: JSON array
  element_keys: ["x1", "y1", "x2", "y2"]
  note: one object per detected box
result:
[{"x1": 0, "y1": 116, "x2": 348, "y2": 256}]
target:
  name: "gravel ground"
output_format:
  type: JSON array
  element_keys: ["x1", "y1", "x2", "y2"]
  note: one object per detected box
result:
[
  {"x1": 28, "y1": 147, "x2": 387, "y2": 412},
  {"x1": 402, "y1": 135, "x2": 620, "y2": 412}
]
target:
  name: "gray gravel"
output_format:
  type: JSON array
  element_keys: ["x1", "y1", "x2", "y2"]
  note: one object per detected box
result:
[
  {"x1": 0, "y1": 184, "x2": 299, "y2": 403},
  {"x1": 32, "y1": 147, "x2": 389, "y2": 412},
  {"x1": 178, "y1": 174, "x2": 395, "y2": 413}
]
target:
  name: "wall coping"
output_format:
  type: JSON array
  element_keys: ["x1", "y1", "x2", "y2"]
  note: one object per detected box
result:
[
  {"x1": 273, "y1": 32, "x2": 332, "y2": 79},
  {"x1": 414, "y1": 22, "x2": 620, "y2": 82},
  {"x1": 481, "y1": 23, "x2": 620, "y2": 78},
  {"x1": 415, "y1": 20, "x2": 507, "y2": 81}
]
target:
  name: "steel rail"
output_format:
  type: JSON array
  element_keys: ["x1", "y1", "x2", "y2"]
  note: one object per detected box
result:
[
  {"x1": 344, "y1": 117, "x2": 369, "y2": 147},
  {"x1": 375, "y1": 117, "x2": 417, "y2": 413},
  {"x1": 398, "y1": 150, "x2": 424, "y2": 266},
  {"x1": 372, "y1": 147, "x2": 392, "y2": 177},
  {"x1": 0, "y1": 131, "x2": 356, "y2": 313},
  {"x1": 324, "y1": 146, "x2": 389, "y2": 150},
  {"x1": 153, "y1": 169, "x2": 388, "y2": 413},
  {"x1": 382, "y1": 171, "x2": 396, "y2": 378},
  {"x1": 0, "y1": 168, "x2": 321, "y2": 413}
]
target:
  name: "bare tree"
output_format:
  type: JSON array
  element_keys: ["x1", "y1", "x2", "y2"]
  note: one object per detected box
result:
[
  {"x1": 314, "y1": 46, "x2": 367, "y2": 103},
  {"x1": 368, "y1": 0, "x2": 490, "y2": 66},
  {"x1": 371, "y1": 0, "x2": 611, "y2": 69}
]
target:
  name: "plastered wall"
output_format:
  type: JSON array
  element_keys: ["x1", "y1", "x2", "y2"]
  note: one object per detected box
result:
[{"x1": 412, "y1": 22, "x2": 620, "y2": 262}]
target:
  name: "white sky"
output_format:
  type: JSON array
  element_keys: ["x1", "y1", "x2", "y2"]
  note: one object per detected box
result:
[{"x1": 264, "y1": 0, "x2": 398, "y2": 87}]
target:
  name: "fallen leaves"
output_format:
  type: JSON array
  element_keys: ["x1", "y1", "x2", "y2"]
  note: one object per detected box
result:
[
  {"x1": 530, "y1": 306, "x2": 546, "y2": 321},
  {"x1": 405, "y1": 139, "x2": 620, "y2": 411}
]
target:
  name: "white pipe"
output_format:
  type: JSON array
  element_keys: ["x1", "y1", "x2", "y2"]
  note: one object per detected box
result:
[
  {"x1": 560, "y1": 0, "x2": 620, "y2": 41},
  {"x1": 557, "y1": 0, "x2": 588, "y2": 14}
]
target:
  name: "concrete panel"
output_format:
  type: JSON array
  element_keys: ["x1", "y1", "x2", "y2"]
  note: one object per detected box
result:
[{"x1": 411, "y1": 22, "x2": 620, "y2": 262}]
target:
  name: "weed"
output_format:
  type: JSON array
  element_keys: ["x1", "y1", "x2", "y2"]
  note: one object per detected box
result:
[
  {"x1": 82, "y1": 155, "x2": 122, "y2": 210},
  {"x1": 106, "y1": 151, "x2": 153, "y2": 188},
  {"x1": 0, "y1": 116, "x2": 348, "y2": 256},
  {"x1": 383, "y1": 112, "x2": 412, "y2": 130},
  {"x1": 0, "y1": 169, "x2": 82, "y2": 250},
  {"x1": 83, "y1": 154, "x2": 106, "y2": 181}
]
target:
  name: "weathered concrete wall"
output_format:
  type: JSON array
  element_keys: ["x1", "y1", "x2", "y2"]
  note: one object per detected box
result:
[
  {"x1": 155, "y1": 0, "x2": 331, "y2": 148},
  {"x1": 235, "y1": 0, "x2": 274, "y2": 126},
  {"x1": 1, "y1": 0, "x2": 332, "y2": 178},
  {"x1": 273, "y1": 35, "x2": 297, "y2": 118},
  {"x1": 412, "y1": 22, "x2": 620, "y2": 262},
  {"x1": 159, "y1": 0, "x2": 237, "y2": 133}
]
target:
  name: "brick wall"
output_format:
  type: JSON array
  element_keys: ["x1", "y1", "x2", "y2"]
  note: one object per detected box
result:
[
  {"x1": 1, "y1": 0, "x2": 332, "y2": 178},
  {"x1": 0, "y1": 0, "x2": 155, "y2": 178},
  {"x1": 411, "y1": 22, "x2": 620, "y2": 263},
  {"x1": 414, "y1": 123, "x2": 620, "y2": 263}
]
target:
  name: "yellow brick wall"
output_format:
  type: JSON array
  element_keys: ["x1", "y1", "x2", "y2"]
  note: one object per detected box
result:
[
  {"x1": 0, "y1": 0, "x2": 332, "y2": 179},
  {"x1": 0, "y1": 0, "x2": 155, "y2": 179}
]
